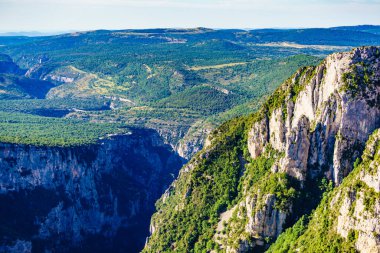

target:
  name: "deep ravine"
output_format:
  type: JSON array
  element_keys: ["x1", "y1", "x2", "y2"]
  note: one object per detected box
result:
[
  {"x1": 144, "y1": 46, "x2": 380, "y2": 253},
  {"x1": 0, "y1": 128, "x2": 185, "y2": 253}
]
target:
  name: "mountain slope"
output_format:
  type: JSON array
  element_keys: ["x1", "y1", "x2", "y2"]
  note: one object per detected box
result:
[
  {"x1": 2, "y1": 26, "x2": 378, "y2": 160},
  {"x1": 251, "y1": 28, "x2": 380, "y2": 46},
  {"x1": 333, "y1": 25, "x2": 380, "y2": 35},
  {"x1": 0, "y1": 55, "x2": 55, "y2": 99},
  {"x1": 268, "y1": 129, "x2": 380, "y2": 253},
  {"x1": 0, "y1": 74, "x2": 55, "y2": 99},
  {"x1": 0, "y1": 28, "x2": 328, "y2": 160},
  {"x1": 143, "y1": 46, "x2": 380, "y2": 252}
]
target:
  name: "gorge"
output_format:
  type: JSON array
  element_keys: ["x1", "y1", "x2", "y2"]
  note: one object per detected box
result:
[
  {"x1": 0, "y1": 28, "x2": 380, "y2": 253},
  {"x1": 144, "y1": 46, "x2": 380, "y2": 252},
  {"x1": 0, "y1": 129, "x2": 184, "y2": 252}
]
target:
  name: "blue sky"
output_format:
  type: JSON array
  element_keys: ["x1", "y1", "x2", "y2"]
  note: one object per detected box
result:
[{"x1": 0, "y1": 0, "x2": 380, "y2": 32}]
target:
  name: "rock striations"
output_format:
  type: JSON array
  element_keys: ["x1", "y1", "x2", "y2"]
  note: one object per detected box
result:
[
  {"x1": 268, "y1": 129, "x2": 380, "y2": 253},
  {"x1": 248, "y1": 46, "x2": 380, "y2": 184},
  {"x1": 0, "y1": 129, "x2": 184, "y2": 252},
  {"x1": 144, "y1": 47, "x2": 380, "y2": 253}
]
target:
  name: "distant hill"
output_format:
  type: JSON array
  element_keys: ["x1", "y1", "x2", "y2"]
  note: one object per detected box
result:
[
  {"x1": 332, "y1": 24, "x2": 380, "y2": 35},
  {"x1": 0, "y1": 31, "x2": 78, "y2": 37},
  {"x1": 0, "y1": 25, "x2": 378, "y2": 159},
  {"x1": 250, "y1": 27, "x2": 380, "y2": 46}
]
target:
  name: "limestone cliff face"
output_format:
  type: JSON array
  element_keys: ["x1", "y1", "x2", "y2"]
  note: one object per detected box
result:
[
  {"x1": 228, "y1": 46, "x2": 380, "y2": 251},
  {"x1": 144, "y1": 47, "x2": 380, "y2": 253},
  {"x1": 267, "y1": 129, "x2": 380, "y2": 253},
  {"x1": 334, "y1": 130, "x2": 380, "y2": 253},
  {"x1": 176, "y1": 121, "x2": 212, "y2": 160},
  {"x1": 144, "y1": 120, "x2": 211, "y2": 161},
  {"x1": 0, "y1": 129, "x2": 184, "y2": 253},
  {"x1": 248, "y1": 46, "x2": 380, "y2": 183}
]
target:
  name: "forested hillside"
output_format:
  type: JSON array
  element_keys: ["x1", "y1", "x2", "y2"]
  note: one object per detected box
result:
[
  {"x1": 144, "y1": 46, "x2": 380, "y2": 253},
  {"x1": 0, "y1": 26, "x2": 379, "y2": 156},
  {"x1": 0, "y1": 27, "x2": 379, "y2": 253}
]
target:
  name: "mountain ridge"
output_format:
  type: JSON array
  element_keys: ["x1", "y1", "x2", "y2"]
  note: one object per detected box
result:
[{"x1": 144, "y1": 46, "x2": 380, "y2": 252}]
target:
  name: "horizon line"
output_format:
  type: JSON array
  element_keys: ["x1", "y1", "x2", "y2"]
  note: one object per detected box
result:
[{"x1": 0, "y1": 24, "x2": 379, "y2": 37}]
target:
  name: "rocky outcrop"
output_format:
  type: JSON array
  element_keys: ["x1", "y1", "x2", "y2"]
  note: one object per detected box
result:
[
  {"x1": 223, "y1": 46, "x2": 380, "y2": 252},
  {"x1": 247, "y1": 117, "x2": 269, "y2": 158},
  {"x1": 334, "y1": 130, "x2": 380, "y2": 253},
  {"x1": 144, "y1": 119, "x2": 210, "y2": 161},
  {"x1": 246, "y1": 194, "x2": 287, "y2": 240},
  {"x1": 267, "y1": 129, "x2": 380, "y2": 253},
  {"x1": 248, "y1": 46, "x2": 380, "y2": 184},
  {"x1": 143, "y1": 47, "x2": 380, "y2": 253},
  {"x1": 0, "y1": 129, "x2": 185, "y2": 252},
  {"x1": 176, "y1": 121, "x2": 211, "y2": 160}
]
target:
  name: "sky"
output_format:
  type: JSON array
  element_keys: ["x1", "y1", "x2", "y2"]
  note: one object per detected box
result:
[{"x1": 0, "y1": 0, "x2": 380, "y2": 32}]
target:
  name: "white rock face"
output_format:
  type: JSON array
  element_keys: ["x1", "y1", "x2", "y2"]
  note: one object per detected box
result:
[
  {"x1": 239, "y1": 46, "x2": 380, "y2": 252},
  {"x1": 334, "y1": 130, "x2": 380, "y2": 253},
  {"x1": 248, "y1": 46, "x2": 380, "y2": 184},
  {"x1": 361, "y1": 168, "x2": 380, "y2": 194},
  {"x1": 245, "y1": 194, "x2": 287, "y2": 239},
  {"x1": 248, "y1": 117, "x2": 268, "y2": 158},
  {"x1": 280, "y1": 115, "x2": 311, "y2": 181},
  {"x1": 145, "y1": 47, "x2": 380, "y2": 253},
  {"x1": 336, "y1": 194, "x2": 380, "y2": 253},
  {"x1": 269, "y1": 107, "x2": 286, "y2": 151}
]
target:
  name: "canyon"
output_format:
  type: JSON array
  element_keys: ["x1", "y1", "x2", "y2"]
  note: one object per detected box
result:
[
  {"x1": 0, "y1": 129, "x2": 184, "y2": 252},
  {"x1": 144, "y1": 46, "x2": 380, "y2": 252}
]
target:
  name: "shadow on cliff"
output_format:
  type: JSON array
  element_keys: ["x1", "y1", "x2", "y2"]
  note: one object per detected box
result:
[{"x1": 0, "y1": 128, "x2": 186, "y2": 253}]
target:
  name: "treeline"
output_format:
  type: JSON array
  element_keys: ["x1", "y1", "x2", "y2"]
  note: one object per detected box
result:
[{"x1": 0, "y1": 112, "x2": 128, "y2": 147}]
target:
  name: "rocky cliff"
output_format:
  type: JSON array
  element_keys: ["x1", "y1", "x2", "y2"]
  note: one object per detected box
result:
[
  {"x1": 143, "y1": 46, "x2": 380, "y2": 252},
  {"x1": 248, "y1": 46, "x2": 380, "y2": 184},
  {"x1": 268, "y1": 129, "x2": 380, "y2": 253},
  {"x1": 0, "y1": 129, "x2": 185, "y2": 253},
  {"x1": 224, "y1": 46, "x2": 380, "y2": 251}
]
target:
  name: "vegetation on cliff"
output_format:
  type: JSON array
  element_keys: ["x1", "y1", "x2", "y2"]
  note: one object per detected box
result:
[
  {"x1": 143, "y1": 115, "x2": 252, "y2": 252},
  {"x1": 144, "y1": 47, "x2": 380, "y2": 252},
  {"x1": 143, "y1": 62, "x2": 319, "y2": 252},
  {"x1": 268, "y1": 129, "x2": 380, "y2": 253},
  {"x1": 0, "y1": 52, "x2": 320, "y2": 150}
]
